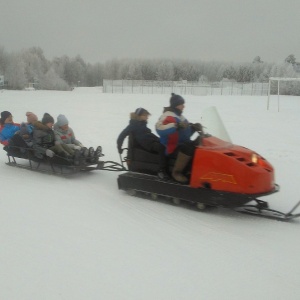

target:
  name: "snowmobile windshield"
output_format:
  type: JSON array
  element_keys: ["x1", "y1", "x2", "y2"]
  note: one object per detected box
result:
[{"x1": 200, "y1": 106, "x2": 232, "y2": 143}]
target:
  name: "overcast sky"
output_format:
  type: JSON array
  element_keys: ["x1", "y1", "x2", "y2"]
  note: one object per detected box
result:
[{"x1": 1, "y1": 0, "x2": 300, "y2": 64}]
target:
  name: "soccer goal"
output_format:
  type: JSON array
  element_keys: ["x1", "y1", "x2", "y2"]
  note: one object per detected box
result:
[
  {"x1": 0, "y1": 75, "x2": 4, "y2": 87},
  {"x1": 267, "y1": 77, "x2": 300, "y2": 111}
]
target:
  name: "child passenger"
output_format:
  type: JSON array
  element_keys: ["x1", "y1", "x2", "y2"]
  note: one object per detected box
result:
[
  {"x1": 54, "y1": 114, "x2": 83, "y2": 153},
  {"x1": 6, "y1": 112, "x2": 39, "y2": 150},
  {"x1": 25, "y1": 112, "x2": 38, "y2": 134},
  {"x1": 17, "y1": 112, "x2": 39, "y2": 147},
  {"x1": 32, "y1": 113, "x2": 75, "y2": 159},
  {"x1": 117, "y1": 107, "x2": 169, "y2": 180},
  {"x1": 0, "y1": 111, "x2": 20, "y2": 145}
]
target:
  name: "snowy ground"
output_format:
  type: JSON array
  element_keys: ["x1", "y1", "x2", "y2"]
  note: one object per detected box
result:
[{"x1": 0, "y1": 88, "x2": 300, "y2": 300}]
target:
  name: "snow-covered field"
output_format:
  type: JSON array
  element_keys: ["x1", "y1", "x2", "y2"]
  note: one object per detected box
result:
[{"x1": 0, "y1": 87, "x2": 300, "y2": 300}]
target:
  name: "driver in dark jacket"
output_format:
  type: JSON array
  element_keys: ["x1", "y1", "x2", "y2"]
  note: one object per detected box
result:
[{"x1": 117, "y1": 108, "x2": 168, "y2": 180}]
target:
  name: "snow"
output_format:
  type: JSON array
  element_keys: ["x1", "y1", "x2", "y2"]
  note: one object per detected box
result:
[{"x1": 0, "y1": 87, "x2": 300, "y2": 300}]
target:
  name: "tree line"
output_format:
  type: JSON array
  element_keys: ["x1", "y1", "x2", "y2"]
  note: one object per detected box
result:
[{"x1": 0, "y1": 46, "x2": 299, "y2": 94}]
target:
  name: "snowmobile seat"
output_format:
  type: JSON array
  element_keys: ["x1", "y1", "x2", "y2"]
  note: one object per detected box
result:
[{"x1": 126, "y1": 133, "x2": 161, "y2": 174}]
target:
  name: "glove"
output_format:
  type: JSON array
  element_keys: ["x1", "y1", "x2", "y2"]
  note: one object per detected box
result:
[
  {"x1": 191, "y1": 123, "x2": 203, "y2": 132},
  {"x1": 46, "y1": 149, "x2": 55, "y2": 157},
  {"x1": 177, "y1": 122, "x2": 189, "y2": 129},
  {"x1": 73, "y1": 145, "x2": 81, "y2": 150}
]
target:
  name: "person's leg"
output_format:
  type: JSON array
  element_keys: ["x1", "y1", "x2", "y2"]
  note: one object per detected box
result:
[
  {"x1": 9, "y1": 134, "x2": 28, "y2": 148},
  {"x1": 171, "y1": 142, "x2": 195, "y2": 183},
  {"x1": 8, "y1": 135, "x2": 28, "y2": 155},
  {"x1": 150, "y1": 142, "x2": 169, "y2": 180},
  {"x1": 179, "y1": 141, "x2": 195, "y2": 157},
  {"x1": 61, "y1": 144, "x2": 75, "y2": 156},
  {"x1": 50, "y1": 144, "x2": 72, "y2": 157}
]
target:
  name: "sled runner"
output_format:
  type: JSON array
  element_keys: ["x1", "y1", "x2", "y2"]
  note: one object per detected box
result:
[{"x1": 4, "y1": 145, "x2": 125, "y2": 176}]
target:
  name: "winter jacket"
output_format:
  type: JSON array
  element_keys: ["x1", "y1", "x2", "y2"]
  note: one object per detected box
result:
[
  {"x1": 19, "y1": 122, "x2": 35, "y2": 146},
  {"x1": 53, "y1": 123, "x2": 82, "y2": 146},
  {"x1": 156, "y1": 107, "x2": 192, "y2": 155},
  {"x1": 117, "y1": 113, "x2": 160, "y2": 152},
  {"x1": 32, "y1": 121, "x2": 55, "y2": 156},
  {"x1": 0, "y1": 123, "x2": 20, "y2": 145}
]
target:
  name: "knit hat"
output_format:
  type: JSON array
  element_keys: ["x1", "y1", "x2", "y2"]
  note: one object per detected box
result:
[
  {"x1": 42, "y1": 113, "x2": 54, "y2": 125},
  {"x1": 134, "y1": 107, "x2": 150, "y2": 116},
  {"x1": 57, "y1": 114, "x2": 69, "y2": 127},
  {"x1": 26, "y1": 112, "x2": 38, "y2": 124},
  {"x1": 170, "y1": 93, "x2": 185, "y2": 108},
  {"x1": 0, "y1": 111, "x2": 12, "y2": 124}
]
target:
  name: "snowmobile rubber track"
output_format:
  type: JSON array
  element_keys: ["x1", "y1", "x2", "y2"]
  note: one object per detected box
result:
[
  {"x1": 118, "y1": 172, "x2": 278, "y2": 208},
  {"x1": 118, "y1": 172, "x2": 300, "y2": 221}
]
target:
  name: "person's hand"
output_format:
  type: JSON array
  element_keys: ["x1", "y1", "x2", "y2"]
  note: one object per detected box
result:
[
  {"x1": 177, "y1": 122, "x2": 188, "y2": 129},
  {"x1": 191, "y1": 123, "x2": 203, "y2": 132},
  {"x1": 46, "y1": 149, "x2": 55, "y2": 157}
]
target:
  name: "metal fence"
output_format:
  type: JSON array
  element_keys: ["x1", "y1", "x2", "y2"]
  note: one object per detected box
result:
[{"x1": 103, "y1": 80, "x2": 269, "y2": 96}]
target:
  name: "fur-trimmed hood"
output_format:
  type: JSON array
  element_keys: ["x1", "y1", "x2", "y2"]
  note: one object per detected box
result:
[
  {"x1": 130, "y1": 112, "x2": 144, "y2": 121},
  {"x1": 33, "y1": 121, "x2": 51, "y2": 131}
]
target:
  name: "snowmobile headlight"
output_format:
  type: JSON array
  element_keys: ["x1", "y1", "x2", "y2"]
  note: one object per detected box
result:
[{"x1": 251, "y1": 153, "x2": 258, "y2": 164}]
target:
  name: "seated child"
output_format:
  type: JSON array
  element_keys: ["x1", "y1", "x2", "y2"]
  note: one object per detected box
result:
[
  {"x1": 24, "y1": 112, "x2": 38, "y2": 135},
  {"x1": 32, "y1": 113, "x2": 75, "y2": 159},
  {"x1": 16, "y1": 112, "x2": 39, "y2": 148},
  {"x1": 0, "y1": 111, "x2": 20, "y2": 145},
  {"x1": 117, "y1": 107, "x2": 169, "y2": 180},
  {"x1": 6, "y1": 112, "x2": 39, "y2": 153},
  {"x1": 54, "y1": 114, "x2": 84, "y2": 153}
]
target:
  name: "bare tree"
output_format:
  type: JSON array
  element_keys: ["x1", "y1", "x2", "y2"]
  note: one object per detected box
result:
[{"x1": 6, "y1": 53, "x2": 27, "y2": 89}]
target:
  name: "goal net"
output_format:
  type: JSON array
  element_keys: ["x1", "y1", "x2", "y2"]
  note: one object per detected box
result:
[{"x1": 267, "y1": 77, "x2": 300, "y2": 111}]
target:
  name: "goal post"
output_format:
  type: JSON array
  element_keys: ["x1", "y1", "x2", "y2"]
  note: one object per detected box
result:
[{"x1": 267, "y1": 77, "x2": 300, "y2": 111}]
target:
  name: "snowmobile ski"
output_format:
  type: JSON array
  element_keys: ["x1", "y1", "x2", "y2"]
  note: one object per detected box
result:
[{"x1": 234, "y1": 200, "x2": 300, "y2": 221}]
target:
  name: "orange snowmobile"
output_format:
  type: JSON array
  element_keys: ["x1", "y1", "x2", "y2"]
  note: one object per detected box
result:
[{"x1": 118, "y1": 107, "x2": 300, "y2": 221}]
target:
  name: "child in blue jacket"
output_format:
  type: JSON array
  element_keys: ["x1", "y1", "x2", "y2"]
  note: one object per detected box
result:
[{"x1": 0, "y1": 111, "x2": 20, "y2": 146}]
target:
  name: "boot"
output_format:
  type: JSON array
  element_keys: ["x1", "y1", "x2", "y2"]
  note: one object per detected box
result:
[
  {"x1": 80, "y1": 147, "x2": 89, "y2": 158},
  {"x1": 94, "y1": 146, "x2": 103, "y2": 163},
  {"x1": 88, "y1": 147, "x2": 95, "y2": 157},
  {"x1": 95, "y1": 146, "x2": 103, "y2": 158},
  {"x1": 172, "y1": 152, "x2": 191, "y2": 184},
  {"x1": 88, "y1": 147, "x2": 95, "y2": 163}
]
